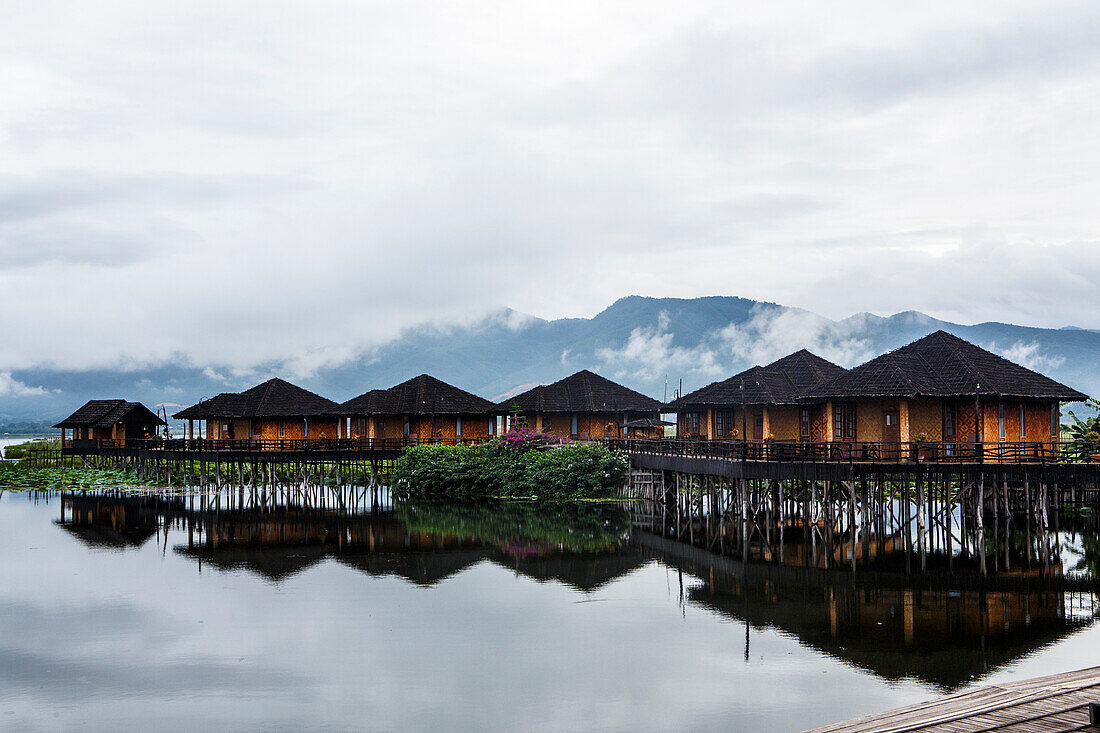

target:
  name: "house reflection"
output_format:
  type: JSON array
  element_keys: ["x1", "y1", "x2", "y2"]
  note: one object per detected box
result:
[
  {"x1": 56, "y1": 495, "x2": 178, "y2": 550},
  {"x1": 642, "y1": 533, "x2": 1097, "y2": 690},
  {"x1": 170, "y1": 500, "x2": 642, "y2": 591}
]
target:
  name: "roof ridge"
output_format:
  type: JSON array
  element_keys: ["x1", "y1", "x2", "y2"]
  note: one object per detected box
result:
[{"x1": 937, "y1": 333, "x2": 983, "y2": 390}]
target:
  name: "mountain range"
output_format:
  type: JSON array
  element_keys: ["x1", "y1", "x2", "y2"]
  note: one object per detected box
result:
[{"x1": 3, "y1": 295, "x2": 1097, "y2": 429}]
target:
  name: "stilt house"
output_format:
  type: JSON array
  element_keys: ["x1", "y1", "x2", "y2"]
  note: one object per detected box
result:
[
  {"x1": 666, "y1": 350, "x2": 847, "y2": 440},
  {"x1": 330, "y1": 374, "x2": 497, "y2": 442},
  {"x1": 799, "y1": 331, "x2": 1087, "y2": 445},
  {"x1": 497, "y1": 369, "x2": 663, "y2": 440},
  {"x1": 54, "y1": 400, "x2": 165, "y2": 449},
  {"x1": 172, "y1": 378, "x2": 338, "y2": 441}
]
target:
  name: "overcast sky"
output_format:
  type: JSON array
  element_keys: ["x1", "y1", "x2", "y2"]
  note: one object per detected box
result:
[{"x1": 3, "y1": 1, "x2": 1100, "y2": 374}]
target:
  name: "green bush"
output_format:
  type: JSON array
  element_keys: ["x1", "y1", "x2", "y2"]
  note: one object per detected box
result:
[{"x1": 392, "y1": 441, "x2": 629, "y2": 501}]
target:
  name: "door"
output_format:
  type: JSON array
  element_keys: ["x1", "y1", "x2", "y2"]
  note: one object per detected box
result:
[{"x1": 883, "y1": 403, "x2": 900, "y2": 444}]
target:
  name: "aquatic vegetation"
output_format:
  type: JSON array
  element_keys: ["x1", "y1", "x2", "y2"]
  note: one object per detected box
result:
[
  {"x1": 392, "y1": 440, "x2": 629, "y2": 501},
  {"x1": 0, "y1": 463, "x2": 163, "y2": 491}
]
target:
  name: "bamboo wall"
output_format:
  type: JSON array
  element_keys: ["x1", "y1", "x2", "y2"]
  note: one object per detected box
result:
[
  {"x1": 769, "y1": 406, "x2": 800, "y2": 440},
  {"x1": 908, "y1": 398, "x2": 942, "y2": 441}
]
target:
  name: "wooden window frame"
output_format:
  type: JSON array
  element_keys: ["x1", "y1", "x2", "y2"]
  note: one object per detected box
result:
[
  {"x1": 834, "y1": 403, "x2": 855, "y2": 440},
  {"x1": 943, "y1": 403, "x2": 956, "y2": 439},
  {"x1": 800, "y1": 408, "x2": 811, "y2": 438}
]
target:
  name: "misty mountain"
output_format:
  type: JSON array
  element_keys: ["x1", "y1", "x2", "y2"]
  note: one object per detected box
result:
[{"x1": 4, "y1": 295, "x2": 1097, "y2": 427}]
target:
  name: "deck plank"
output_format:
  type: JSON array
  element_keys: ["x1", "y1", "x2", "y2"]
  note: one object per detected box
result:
[{"x1": 802, "y1": 667, "x2": 1100, "y2": 733}]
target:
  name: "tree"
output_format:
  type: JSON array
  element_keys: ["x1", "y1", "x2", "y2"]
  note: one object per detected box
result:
[{"x1": 1063, "y1": 398, "x2": 1100, "y2": 447}]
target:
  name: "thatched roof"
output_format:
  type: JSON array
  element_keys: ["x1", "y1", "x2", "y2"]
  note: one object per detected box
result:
[
  {"x1": 498, "y1": 369, "x2": 663, "y2": 414},
  {"x1": 331, "y1": 374, "x2": 495, "y2": 416},
  {"x1": 667, "y1": 350, "x2": 846, "y2": 409},
  {"x1": 53, "y1": 400, "x2": 165, "y2": 429},
  {"x1": 173, "y1": 378, "x2": 336, "y2": 420},
  {"x1": 802, "y1": 331, "x2": 1088, "y2": 401}
]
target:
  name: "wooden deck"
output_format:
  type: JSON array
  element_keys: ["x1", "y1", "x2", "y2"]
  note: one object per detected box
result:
[{"x1": 804, "y1": 667, "x2": 1100, "y2": 733}]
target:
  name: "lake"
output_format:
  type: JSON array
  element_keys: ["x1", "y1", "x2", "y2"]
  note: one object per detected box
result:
[{"x1": 0, "y1": 489, "x2": 1097, "y2": 732}]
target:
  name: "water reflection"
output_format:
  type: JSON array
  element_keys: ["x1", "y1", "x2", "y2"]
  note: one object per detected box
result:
[
  {"x1": 56, "y1": 493, "x2": 641, "y2": 592},
  {"x1": 49, "y1": 488, "x2": 1100, "y2": 697}
]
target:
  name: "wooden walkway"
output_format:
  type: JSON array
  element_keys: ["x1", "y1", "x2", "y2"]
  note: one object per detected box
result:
[{"x1": 804, "y1": 667, "x2": 1100, "y2": 732}]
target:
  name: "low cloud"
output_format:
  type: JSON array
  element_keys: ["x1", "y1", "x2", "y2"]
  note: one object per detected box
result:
[
  {"x1": 597, "y1": 311, "x2": 725, "y2": 383},
  {"x1": 0, "y1": 373, "x2": 51, "y2": 397},
  {"x1": 992, "y1": 341, "x2": 1066, "y2": 373},
  {"x1": 715, "y1": 306, "x2": 875, "y2": 368}
]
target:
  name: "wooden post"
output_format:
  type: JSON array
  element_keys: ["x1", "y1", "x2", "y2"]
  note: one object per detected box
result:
[{"x1": 977, "y1": 474, "x2": 987, "y2": 576}]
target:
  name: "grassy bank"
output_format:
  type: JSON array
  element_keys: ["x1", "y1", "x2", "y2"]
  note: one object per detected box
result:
[{"x1": 1, "y1": 439, "x2": 58, "y2": 460}]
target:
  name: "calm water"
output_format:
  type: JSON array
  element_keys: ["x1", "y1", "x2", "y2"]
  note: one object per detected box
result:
[{"x1": 0, "y1": 490, "x2": 1098, "y2": 733}]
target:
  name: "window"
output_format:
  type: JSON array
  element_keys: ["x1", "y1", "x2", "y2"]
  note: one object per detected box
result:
[
  {"x1": 753, "y1": 413, "x2": 764, "y2": 438},
  {"x1": 944, "y1": 403, "x2": 956, "y2": 438},
  {"x1": 456, "y1": 417, "x2": 462, "y2": 437},
  {"x1": 302, "y1": 419, "x2": 309, "y2": 438},
  {"x1": 885, "y1": 413, "x2": 898, "y2": 426},
  {"x1": 376, "y1": 418, "x2": 385, "y2": 436},
  {"x1": 800, "y1": 408, "x2": 811, "y2": 438},
  {"x1": 278, "y1": 421, "x2": 285, "y2": 439},
  {"x1": 714, "y1": 410, "x2": 725, "y2": 436},
  {"x1": 1020, "y1": 404, "x2": 1026, "y2": 439},
  {"x1": 681, "y1": 412, "x2": 699, "y2": 435},
  {"x1": 833, "y1": 404, "x2": 855, "y2": 440},
  {"x1": 998, "y1": 403, "x2": 1005, "y2": 440},
  {"x1": 488, "y1": 418, "x2": 495, "y2": 436},
  {"x1": 403, "y1": 416, "x2": 410, "y2": 437}
]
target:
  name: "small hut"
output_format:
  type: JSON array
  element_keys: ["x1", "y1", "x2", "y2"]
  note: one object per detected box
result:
[
  {"x1": 799, "y1": 331, "x2": 1088, "y2": 445},
  {"x1": 54, "y1": 400, "x2": 165, "y2": 449},
  {"x1": 497, "y1": 369, "x2": 663, "y2": 440},
  {"x1": 173, "y1": 378, "x2": 338, "y2": 442},
  {"x1": 666, "y1": 350, "x2": 846, "y2": 440},
  {"x1": 331, "y1": 374, "x2": 497, "y2": 442},
  {"x1": 623, "y1": 418, "x2": 675, "y2": 439}
]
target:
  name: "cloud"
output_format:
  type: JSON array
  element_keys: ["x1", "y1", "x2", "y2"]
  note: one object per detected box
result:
[
  {"x1": 596, "y1": 310, "x2": 725, "y2": 383},
  {"x1": 992, "y1": 341, "x2": 1067, "y2": 373},
  {"x1": 0, "y1": 373, "x2": 51, "y2": 397},
  {"x1": 715, "y1": 306, "x2": 875, "y2": 368},
  {"x1": 2, "y1": 1, "x2": 1100, "y2": 374}
]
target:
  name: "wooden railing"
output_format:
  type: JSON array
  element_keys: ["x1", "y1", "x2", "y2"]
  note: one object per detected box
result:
[
  {"x1": 72, "y1": 436, "x2": 495, "y2": 453},
  {"x1": 609, "y1": 439, "x2": 1100, "y2": 465},
  {"x1": 57, "y1": 436, "x2": 1100, "y2": 464}
]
